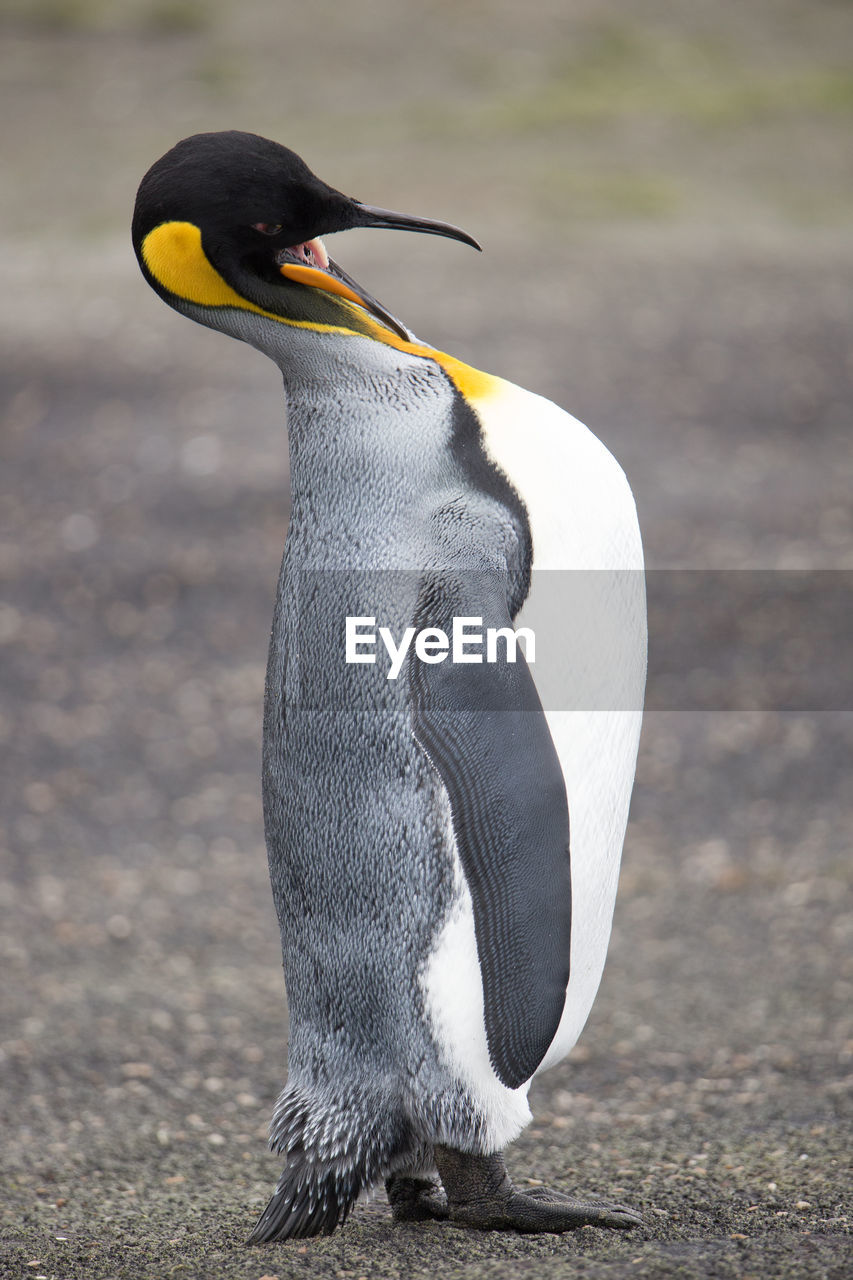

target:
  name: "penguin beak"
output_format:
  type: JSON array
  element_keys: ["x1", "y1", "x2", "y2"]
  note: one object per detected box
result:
[
  {"x1": 276, "y1": 202, "x2": 481, "y2": 342},
  {"x1": 350, "y1": 202, "x2": 482, "y2": 252}
]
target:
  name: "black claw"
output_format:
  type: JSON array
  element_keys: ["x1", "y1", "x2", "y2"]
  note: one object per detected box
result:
[{"x1": 524, "y1": 1185, "x2": 642, "y2": 1227}]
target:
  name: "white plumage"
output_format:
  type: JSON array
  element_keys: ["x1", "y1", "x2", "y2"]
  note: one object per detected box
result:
[{"x1": 423, "y1": 376, "x2": 646, "y2": 1145}]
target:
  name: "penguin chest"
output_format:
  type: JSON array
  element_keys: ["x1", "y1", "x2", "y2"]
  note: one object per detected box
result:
[{"x1": 419, "y1": 376, "x2": 646, "y2": 1137}]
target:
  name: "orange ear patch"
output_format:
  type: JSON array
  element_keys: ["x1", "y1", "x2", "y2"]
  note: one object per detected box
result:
[{"x1": 142, "y1": 220, "x2": 255, "y2": 311}]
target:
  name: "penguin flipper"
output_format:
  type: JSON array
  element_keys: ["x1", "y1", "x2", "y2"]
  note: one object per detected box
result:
[{"x1": 411, "y1": 589, "x2": 571, "y2": 1091}]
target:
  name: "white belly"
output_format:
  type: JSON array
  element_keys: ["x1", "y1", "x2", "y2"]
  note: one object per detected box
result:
[{"x1": 422, "y1": 375, "x2": 646, "y2": 1145}]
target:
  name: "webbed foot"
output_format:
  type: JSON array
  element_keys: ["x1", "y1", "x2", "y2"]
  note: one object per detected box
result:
[
  {"x1": 433, "y1": 1145, "x2": 641, "y2": 1234},
  {"x1": 385, "y1": 1172, "x2": 449, "y2": 1222}
]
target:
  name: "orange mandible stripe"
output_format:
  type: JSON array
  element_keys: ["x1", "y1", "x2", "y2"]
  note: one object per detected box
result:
[{"x1": 278, "y1": 262, "x2": 370, "y2": 308}]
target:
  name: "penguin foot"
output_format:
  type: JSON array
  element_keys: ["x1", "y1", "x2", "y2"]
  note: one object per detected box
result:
[
  {"x1": 433, "y1": 1145, "x2": 641, "y2": 1234},
  {"x1": 385, "y1": 1172, "x2": 449, "y2": 1222}
]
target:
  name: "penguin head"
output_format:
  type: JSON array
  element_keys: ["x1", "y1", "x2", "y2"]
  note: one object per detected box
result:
[{"x1": 132, "y1": 130, "x2": 480, "y2": 344}]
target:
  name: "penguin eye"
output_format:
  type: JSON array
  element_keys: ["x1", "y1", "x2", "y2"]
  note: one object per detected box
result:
[{"x1": 253, "y1": 222, "x2": 283, "y2": 236}]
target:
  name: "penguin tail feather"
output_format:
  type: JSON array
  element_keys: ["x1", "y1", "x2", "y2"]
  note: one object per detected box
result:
[{"x1": 247, "y1": 1081, "x2": 407, "y2": 1243}]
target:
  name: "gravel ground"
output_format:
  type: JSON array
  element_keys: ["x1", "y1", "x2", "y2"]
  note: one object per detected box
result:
[{"x1": 1, "y1": 3, "x2": 851, "y2": 1277}]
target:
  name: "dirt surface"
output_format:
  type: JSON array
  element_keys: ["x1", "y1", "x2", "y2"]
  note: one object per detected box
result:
[{"x1": 1, "y1": 2, "x2": 851, "y2": 1277}]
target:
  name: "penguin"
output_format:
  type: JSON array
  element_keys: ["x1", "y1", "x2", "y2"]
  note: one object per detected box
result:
[{"x1": 132, "y1": 131, "x2": 647, "y2": 1241}]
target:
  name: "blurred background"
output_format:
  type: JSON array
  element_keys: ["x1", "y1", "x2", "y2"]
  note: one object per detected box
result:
[{"x1": 1, "y1": 2, "x2": 851, "y2": 1277}]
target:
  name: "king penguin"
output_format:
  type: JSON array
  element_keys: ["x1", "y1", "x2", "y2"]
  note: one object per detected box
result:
[{"x1": 132, "y1": 130, "x2": 647, "y2": 1241}]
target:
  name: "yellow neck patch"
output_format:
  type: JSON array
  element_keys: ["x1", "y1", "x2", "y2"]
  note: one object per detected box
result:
[{"x1": 141, "y1": 220, "x2": 500, "y2": 403}]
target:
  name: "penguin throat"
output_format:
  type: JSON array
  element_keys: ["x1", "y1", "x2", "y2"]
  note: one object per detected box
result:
[{"x1": 276, "y1": 237, "x2": 329, "y2": 271}]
